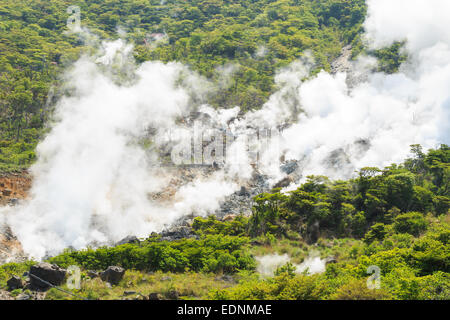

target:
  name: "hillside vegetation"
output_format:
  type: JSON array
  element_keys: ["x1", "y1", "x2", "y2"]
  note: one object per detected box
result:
[
  {"x1": 0, "y1": 0, "x2": 371, "y2": 171},
  {"x1": 1, "y1": 144, "x2": 448, "y2": 300},
  {"x1": 0, "y1": 0, "x2": 446, "y2": 301}
]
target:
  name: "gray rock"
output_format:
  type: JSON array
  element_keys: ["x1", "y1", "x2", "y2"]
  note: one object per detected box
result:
[
  {"x1": 7, "y1": 275, "x2": 24, "y2": 290},
  {"x1": 8, "y1": 198, "x2": 19, "y2": 205},
  {"x1": 116, "y1": 235, "x2": 139, "y2": 246},
  {"x1": 123, "y1": 290, "x2": 137, "y2": 296},
  {"x1": 100, "y1": 266, "x2": 125, "y2": 285},
  {"x1": 149, "y1": 292, "x2": 163, "y2": 300},
  {"x1": 29, "y1": 263, "x2": 66, "y2": 290},
  {"x1": 159, "y1": 226, "x2": 196, "y2": 241},
  {"x1": 166, "y1": 290, "x2": 180, "y2": 300},
  {"x1": 280, "y1": 161, "x2": 299, "y2": 175},
  {"x1": 16, "y1": 293, "x2": 31, "y2": 300}
]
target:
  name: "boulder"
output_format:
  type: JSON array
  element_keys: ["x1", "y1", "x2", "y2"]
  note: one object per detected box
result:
[
  {"x1": 166, "y1": 290, "x2": 180, "y2": 300},
  {"x1": 123, "y1": 290, "x2": 137, "y2": 296},
  {"x1": 7, "y1": 275, "x2": 24, "y2": 290},
  {"x1": 16, "y1": 293, "x2": 31, "y2": 300},
  {"x1": 149, "y1": 292, "x2": 163, "y2": 300},
  {"x1": 159, "y1": 226, "x2": 195, "y2": 241},
  {"x1": 100, "y1": 266, "x2": 125, "y2": 285},
  {"x1": 29, "y1": 263, "x2": 66, "y2": 289}
]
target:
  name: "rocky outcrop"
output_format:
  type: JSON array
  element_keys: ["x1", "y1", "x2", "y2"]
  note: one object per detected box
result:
[
  {"x1": 116, "y1": 235, "x2": 140, "y2": 246},
  {"x1": 331, "y1": 45, "x2": 353, "y2": 75},
  {"x1": 0, "y1": 171, "x2": 31, "y2": 206},
  {"x1": 7, "y1": 275, "x2": 24, "y2": 290},
  {"x1": 216, "y1": 171, "x2": 269, "y2": 218},
  {"x1": 100, "y1": 266, "x2": 125, "y2": 285},
  {"x1": 29, "y1": 263, "x2": 67, "y2": 290},
  {"x1": 280, "y1": 160, "x2": 299, "y2": 175},
  {"x1": 159, "y1": 226, "x2": 197, "y2": 241},
  {"x1": 330, "y1": 45, "x2": 371, "y2": 89},
  {"x1": 0, "y1": 225, "x2": 27, "y2": 265}
]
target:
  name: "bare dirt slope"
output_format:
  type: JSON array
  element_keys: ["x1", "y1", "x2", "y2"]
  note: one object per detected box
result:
[
  {"x1": 0, "y1": 171, "x2": 31, "y2": 206},
  {"x1": 0, "y1": 171, "x2": 31, "y2": 263}
]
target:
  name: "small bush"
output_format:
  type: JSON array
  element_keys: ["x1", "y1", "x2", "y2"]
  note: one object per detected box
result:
[{"x1": 394, "y1": 212, "x2": 428, "y2": 236}]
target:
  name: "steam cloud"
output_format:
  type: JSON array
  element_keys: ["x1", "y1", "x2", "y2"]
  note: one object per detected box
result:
[
  {"x1": 256, "y1": 254, "x2": 326, "y2": 276},
  {"x1": 1, "y1": 0, "x2": 449, "y2": 260}
]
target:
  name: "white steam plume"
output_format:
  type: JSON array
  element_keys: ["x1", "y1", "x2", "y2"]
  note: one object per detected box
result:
[
  {"x1": 248, "y1": 0, "x2": 450, "y2": 183},
  {"x1": 256, "y1": 254, "x2": 326, "y2": 276},
  {"x1": 1, "y1": 40, "x2": 239, "y2": 260},
  {"x1": 1, "y1": 0, "x2": 449, "y2": 260}
]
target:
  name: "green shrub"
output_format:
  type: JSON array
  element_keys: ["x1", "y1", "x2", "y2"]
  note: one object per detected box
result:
[
  {"x1": 394, "y1": 212, "x2": 428, "y2": 236},
  {"x1": 49, "y1": 235, "x2": 255, "y2": 274}
]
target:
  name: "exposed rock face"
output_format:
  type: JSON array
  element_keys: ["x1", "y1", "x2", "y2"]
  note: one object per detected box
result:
[
  {"x1": 0, "y1": 225, "x2": 27, "y2": 265},
  {"x1": 273, "y1": 176, "x2": 293, "y2": 189},
  {"x1": 216, "y1": 171, "x2": 269, "y2": 218},
  {"x1": 280, "y1": 160, "x2": 299, "y2": 175},
  {"x1": 100, "y1": 266, "x2": 125, "y2": 285},
  {"x1": 331, "y1": 45, "x2": 353, "y2": 75},
  {"x1": 7, "y1": 275, "x2": 24, "y2": 290},
  {"x1": 0, "y1": 171, "x2": 31, "y2": 206},
  {"x1": 29, "y1": 263, "x2": 67, "y2": 290},
  {"x1": 159, "y1": 226, "x2": 197, "y2": 241},
  {"x1": 116, "y1": 235, "x2": 140, "y2": 246},
  {"x1": 330, "y1": 45, "x2": 371, "y2": 89}
]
